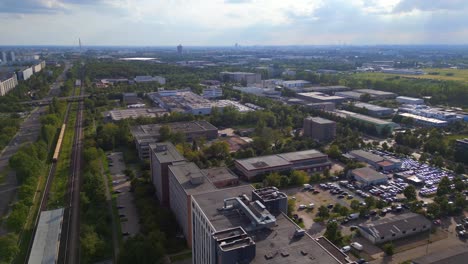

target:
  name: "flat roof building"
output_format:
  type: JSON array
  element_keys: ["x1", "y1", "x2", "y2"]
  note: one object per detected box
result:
[
  {"x1": 351, "y1": 167, "x2": 388, "y2": 187},
  {"x1": 220, "y1": 71, "x2": 262, "y2": 85},
  {"x1": 17, "y1": 66, "x2": 33, "y2": 81},
  {"x1": 306, "y1": 102, "x2": 336, "y2": 111},
  {"x1": 353, "y1": 102, "x2": 394, "y2": 117},
  {"x1": 396, "y1": 96, "x2": 424, "y2": 105},
  {"x1": 296, "y1": 92, "x2": 346, "y2": 104},
  {"x1": 412, "y1": 245, "x2": 468, "y2": 264},
  {"x1": 355, "y1": 89, "x2": 397, "y2": 100},
  {"x1": 28, "y1": 208, "x2": 64, "y2": 264},
  {"x1": 282, "y1": 80, "x2": 311, "y2": 90},
  {"x1": 349, "y1": 150, "x2": 401, "y2": 171},
  {"x1": 303, "y1": 116, "x2": 336, "y2": 142},
  {"x1": 0, "y1": 73, "x2": 18, "y2": 96},
  {"x1": 235, "y1": 149, "x2": 331, "y2": 180},
  {"x1": 191, "y1": 185, "x2": 349, "y2": 264},
  {"x1": 304, "y1": 85, "x2": 351, "y2": 95},
  {"x1": 134, "y1": 75, "x2": 165, "y2": 84},
  {"x1": 399, "y1": 113, "x2": 448, "y2": 127},
  {"x1": 123, "y1": 92, "x2": 139, "y2": 105},
  {"x1": 335, "y1": 91, "x2": 364, "y2": 100},
  {"x1": 358, "y1": 212, "x2": 431, "y2": 244},
  {"x1": 335, "y1": 110, "x2": 396, "y2": 135},
  {"x1": 201, "y1": 167, "x2": 239, "y2": 188},
  {"x1": 106, "y1": 108, "x2": 168, "y2": 121}
]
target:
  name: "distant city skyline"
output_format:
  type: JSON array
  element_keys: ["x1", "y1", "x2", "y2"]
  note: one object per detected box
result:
[{"x1": 0, "y1": 0, "x2": 467, "y2": 46}]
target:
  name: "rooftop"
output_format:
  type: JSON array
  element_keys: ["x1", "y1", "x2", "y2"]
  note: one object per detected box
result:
[
  {"x1": 305, "y1": 116, "x2": 336, "y2": 125},
  {"x1": 350, "y1": 150, "x2": 384, "y2": 163},
  {"x1": 355, "y1": 89, "x2": 397, "y2": 96},
  {"x1": 352, "y1": 167, "x2": 387, "y2": 182},
  {"x1": 399, "y1": 113, "x2": 448, "y2": 124},
  {"x1": 202, "y1": 167, "x2": 238, "y2": 184},
  {"x1": 169, "y1": 161, "x2": 216, "y2": 194},
  {"x1": 28, "y1": 208, "x2": 64, "y2": 264},
  {"x1": 354, "y1": 102, "x2": 392, "y2": 112},
  {"x1": 192, "y1": 186, "x2": 345, "y2": 264},
  {"x1": 236, "y1": 155, "x2": 291, "y2": 171},
  {"x1": 282, "y1": 80, "x2": 310, "y2": 84},
  {"x1": 278, "y1": 149, "x2": 327, "y2": 162},
  {"x1": 359, "y1": 212, "x2": 431, "y2": 240},
  {"x1": 132, "y1": 121, "x2": 218, "y2": 141},
  {"x1": 412, "y1": 244, "x2": 468, "y2": 264},
  {"x1": 149, "y1": 142, "x2": 185, "y2": 164},
  {"x1": 337, "y1": 110, "x2": 395, "y2": 126},
  {"x1": 298, "y1": 92, "x2": 345, "y2": 101},
  {"x1": 107, "y1": 108, "x2": 167, "y2": 121}
]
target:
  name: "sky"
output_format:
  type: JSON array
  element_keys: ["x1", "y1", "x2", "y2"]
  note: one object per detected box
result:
[{"x1": 0, "y1": 0, "x2": 467, "y2": 46}]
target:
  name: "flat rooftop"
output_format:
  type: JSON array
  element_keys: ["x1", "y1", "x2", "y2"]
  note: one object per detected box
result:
[
  {"x1": 108, "y1": 108, "x2": 167, "y2": 121},
  {"x1": 278, "y1": 149, "x2": 327, "y2": 162},
  {"x1": 202, "y1": 167, "x2": 238, "y2": 183},
  {"x1": 355, "y1": 89, "x2": 397, "y2": 96},
  {"x1": 399, "y1": 113, "x2": 448, "y2": 124},
  {"x1": 150, "y1": 142, "x2": 185, "y2": 164},
  {"x1": 359, "y1": 212, "x2": 431, "y2": 239},
  {"x1": 169, "y1": 162, "x2": 216, "y2": 195},
  {"x1": 298, "y1": 92, "x2": 345, "y2": 101},
  {"x1": 28, "y1": 208, "x2": 64, "y2": 264},
  {"x1": 192, "y1": 186, "x2": 344, "y2": 264},
  {"x1": 236, "y1": 154, "x2": 291, "y2": 171},
  {"x1": 354, "y1": 102, "x2": 392, "y2": 112},
  {"x1": 337, "y1": 110, "x2": 395, "y2": 126},
  {"x1": 305, "y1": 116, "x2": 336, "y2": 125},
  {"x1": 352, "y1": 167, "x2": 387, "y2": 182},
  {"x1": 350, "y1": 150, "x2": 384, "y2": 163},
  {"x1": 132, "y1": 121, "x2": 218, "y2": 140},
  {"x1": 412, "y1": 244, "x2": 468, "y2": 264}
]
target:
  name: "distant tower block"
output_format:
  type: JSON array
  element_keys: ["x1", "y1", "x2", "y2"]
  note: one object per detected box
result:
[{"x1": 177, "y1": 44, "x2": 183, "y2": 54}]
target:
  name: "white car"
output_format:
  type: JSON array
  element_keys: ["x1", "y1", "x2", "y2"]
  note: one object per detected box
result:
[
  {"x1": 299, "y1": 204, "x2": 307, "y2": 209},
  {"x1": 308, "y1": 203, "x2": 315, "y2": 209},
  {"x1": 341, "y1": 246, "x2": 351, "y2": 253}
]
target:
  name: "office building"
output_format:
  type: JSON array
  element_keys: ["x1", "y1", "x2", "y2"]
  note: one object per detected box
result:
[
  {"x1": 303, "y1": 117, "x2": 336, "y2": 141},
  {"x1": 235, "y1": 149, "x2": 331, "y2": 180},
  {"x1": 9, "y1": 51, "x2": 15, "y2": 62},
  {"x1": 148, "y1": 89, "x2": 215, "y2": 115},
  {"x1": 351, "y1": 167, "x2": 388, "y2": 187},
  {"x1": 132, "y1": 121, "x2": 218, "y2": 159},
  {"x1": 0, "y1": 73, "x2": 18, "y2": 96},
  {"x1": 201, "y1": 167, "x2": 239, "y2": 188},
  {"x1": 33, "y1": 61, "x2": 43, "y2": 73},
  {"x1": 282, "y1": 80, "x2": 310, "y2": 90},
  {"x1": 191, "y1": 185, "x2": 349, "y2": 264},
  {"x1": 296, "y1": 92, "x2": 346, "y2": 104},
  {"x1": 28, "y1": 208, "x2": 64, "y2": 264},
  {"x1": 358, "y1": 213, "x2": 431, "y2": 244},
  {"x1": 355, "y1": 89, "x2": 397, "y2": 100},
  {"x1": 220, "y1": 71, "x2": 262, "y2": 85},
  {"x1": 396, "y1": 96, "x2": 424, "y2": 105},
  {"x1": 17, "y1": 67, "x2": 33, "y2": 81},
  {"x1": 353, "y1": 102, "x2": 394, "y2": 117},
  {"x1": 335, "y1": 91, "x2": 365, "y2": 100},
  {"x1": 150, "y1": 143, "x2": 185, "y2": 206},
  {"x1": 306, "y1": 102, "x2": 336, "y2": 111},
  {"x1": 335, "y1": 110, "x2": 397, "y2": 134},
  {"x1": 177, "y1": 44, "x2": 183, "y2": 54},
  {"x1": 233, "y1": 86, "x2": 281, "y2": 98},
  {"x1": 1, "y1": 51, "x2": 6, "y2": 64},
  {"x1": 134, "y1": 75, "x2": 166, "y2": 84},
  {"x1": 202, "y1": 86, "x2": 223, "y2": 98}
]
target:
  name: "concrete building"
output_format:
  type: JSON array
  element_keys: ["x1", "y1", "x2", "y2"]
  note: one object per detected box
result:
[
  {"x1": 335, "y1": 91, "x2": 365, "y2": 100},
  {"x1": 355, "y1": 89, "x2": 397, "y2": 100},
  {"x1": 398, "y1": 113, "x2": 448, "y2": 127},
  {"x1": 233, "y1": 86, "x2": 281, "y2": 98},
  {"x1": 358, "y1": 213, "x2": 431, "y2": 244},
  {"x1": 191, "y1": 185, "x2": 348, "y2": 264},
  {"x1": 0, "y1": 73, "x2": 18, "y2": 96},
  {"x1": 456, "y1": 138, "x2": 468, "y2": 151},
  {"x1": 381, "y1": 68, "x2": 424, "y2": 75},
  {"x1": 132, "y1": 121, "x2": 218, "y2": 159},
  {"x1": 148, "y1": 89, "x2": 215, "y2": 115},
  {"x1": 352, "y1": 102, "x2": 394, "y2": 117},
  {"x1": 1, "y1": 51, "x2": 6, "y2": 64},
  {"x1": 215, "y1": 100, "x2": 253, "y2": 112},
  {"x1": 169, "y1": 161, "x2": 216, "y2": 246},
  {"x1": 28, "y1": 208, "x2": 64, "y2": 264},
  {"x1": 33, "y1": 61, "x2": 43, "y2": 73},
  {"x1": 220, "y1": 71, "x2": 262, "y2": 85},
  {"x1": 201, "y1": 167, "x2": 239, "y2": 188},
  {"x1": 202, "y1": 86, "x2": 223, "y2": 98},
  {"x1": 335, "y1": 110, "x2": 397, "y2": 135},
  {"x1": 398, "y1": 105, "x2": 462, "y2": 123},
  {"x1": 235, "y1": 149, "x2": 331, "y2": 180},
  {"x1": 134, "y1": 75, "x2": 166, "y2": 84},
  {"x1": 149, "y1": 143, "x2": 185, "y2": 206},
  {"x1": 396, "y1": 96, "x2": 424, "y2": 105},
  {"x1": 306, "y1": 102, "x2": 336, "y2": 111},
  {"x1": 106, "y1": 108, "x2": 168, "y2": 121},
  {"x1": 351, "y1": 167, "x2": 388, "y2": 187},
  {"x1": 282, "y1": 80, "x2": 310, "y2": 90},
  {"x1": 303, "y1": 117, "x2": 336, "y2": 141},
  {"x1": 123, "y1": 93, "x2": 139, "y2": 105},
  {"x1": 177, "y1": 44, "x2": 183, "y2": 54},
  {"x1": 296, "y1": 92, "x2": 346, "y2": 104},
  {"x1": 348, "y1": 150, "x2": 401, "y2": 171},
  {"x1": 17, "y1": 67, "x2": 33, "y2": 81},
  {"x1": 304, "y1": 85, "x2": 351, "y2": 95}
]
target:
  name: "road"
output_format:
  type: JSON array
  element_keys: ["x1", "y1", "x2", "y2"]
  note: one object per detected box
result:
[{"x1": 0, "y1": 62, "x2": 71, "y2": 235}]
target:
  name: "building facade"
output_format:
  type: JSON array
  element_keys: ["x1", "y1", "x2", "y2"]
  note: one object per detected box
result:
[
  {"x1": 17, "y1": 67, "x2": 33, "y2": 81},
  {"x1": 0, "y1": 73, "x2": 18, "y2": 96},
  {"x1": 220, "y1": 72, "x2": 262, "y2": 85},
  {"x1": 303, "y1": 116, "x2": 336, "y2": 141}
]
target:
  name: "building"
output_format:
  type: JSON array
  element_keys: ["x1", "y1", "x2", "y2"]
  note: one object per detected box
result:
[
  {"x1": 296, "y1": 92, "x2": 346, "y2": 104},
  {"x1": 150, "y1": 143, "x2": 185, "y2": 206},
  {"x1": 201, "y1": 167, "x2": 239, "y2": 188},
  {"x1": 220, "y1": 72, "x2": 262, "y2": 85},
  {"x1": 398, "y1": 113, "x2": 448, "y2": 127},
  {"x1": 335, "y1": 110, "x2": 396, "y2": 135},
  {"x1": 215, "y1": 100, "x2": 253, "y2": 112},
  {"x1": 381, "y1": 68, "x2": 424, "y2": 75},
  {"x1": 282, "y1": 80, "x2": 310, "y2": 90},
  {"x1": 306, "y1": 102, "x2": 336, "y2": 111},
  {"x1": 134, "y1": 75, "x2": 166, "y2": 84},
  {"x1": 351, "y1": 167, "x2": 388, "y2": 187},
  {"x1": 202, "y1": 86, "x2": 223, "y2": 98},
  {"x1": 304, "y1": 85, "x2": 351, "y2": 95},
  {"x1": 1, "y1": 51, "x2": 6, "y2": 64},
  {"x1": 235, "y1": 149, "x2": 331, "y2": 180},
  {"x1": 17, "y1": 67, "x2": 33, "y2": 81},
  {"x1": 349, "y1": 150, "x2": 401, "y2": 171},
  {"x1": 9, "y1": 51, "x2": 15, "y2": 62},
  {"x1": 201, "y1": 80, "x2": 221, "y2": 86},
  {"x1": 335, "y1": 91, "x2": 365, "y2": 100},
  {"x1": 352, "y1": 102, "x2": 394, "y2": 117},
  {"x1": 123, "y1": 93, "x2": 139, "y2": 105},
  {"x1": 28, "y1": 208, "x2": 64, "y2": 264},
  {"x1": 412, "y1": 245, "x2": 468, "y2": 264},
  {"x1": 355, "y1": 89, "x2": 397, "y2": 100},
  {"x1": 106, "y1": 108, "x2": 168, "y2": 121},
  {"x1": 456, "y1": 138, "x2": 468, "y2": 151},
  {"x1": 169, "y1": 161, "x2": 216, "y2": 246},
  {"x1": 303, "y1": 117, "x2": 336, "y2": 141},
  {"x1": 233, "y1": 86, "x2": 281, "y2": 98},
  {"x1": 191, "y1": 185, "x2": 348, "y2": 264},
  {"x1": 398, "y1": 105, "x2": 462, "y2": 123},
  {"x1": 132, "y1": 121, "x2": 218, "y2": 159},
  {"x1": 177, "y1": 44, "x2": 183, "y2": 54},
  {"x1": 33, "y1": 61, "x2": 43, "y2": 73},
  {"x1": 148, "y1": 89, "x2": 215, "y2": 115},
  {"x1": 396, "y1": 96, "x2": 424, "y2": 105},
  {"x1": 358, "y1": 213, "x2": 431, "y2": 244},
  {"x1": 0, "y1": 73, "x2": 18, "y2": 96}
]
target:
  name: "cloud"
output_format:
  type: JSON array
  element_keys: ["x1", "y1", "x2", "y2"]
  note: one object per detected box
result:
[
  {"x1": 224, "y1": 0, "x2": 251, "y2": 3},
  {"x1": 393, "y1": 0, "x2": 468, "y2": 13},
  {"x1": 0, "y1": 0, "x2": 107, "y2": 14}
]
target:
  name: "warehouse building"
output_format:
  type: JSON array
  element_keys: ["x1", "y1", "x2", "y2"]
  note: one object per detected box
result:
[
  {"x1": 336, "y1": 110, "x2": 397, "y2": 135},
  {"x1": 235, "y1": 149, "x2": 331, "y2": 180},
  {"x1": 358, "y1": 213, "x2": 431, "y2": 244},
  {"x1": 123, "y1": 92, "x2": 139, "y2": 105},
  {"x1": 28, "y1": 208, "x2": 64, "y2": 264},
  {"x1": 304, "y1": 85, "x2": 351, "y2": 95},
  {"x1": 398, "y1": 113, "x2": 448, "y2": 127},
  {"x1": 106, "y1": 108, "x2": 168, "y2": 121},
  {"x1": 306, "y1": 102, "x2": 336, "y2": 111},
  {"x1": 396, "y1": 96, "x2": 424, "y2": 105},
  {"x1": 353, "y1": 102, "x2": 394, "y2": 117},
  {"x1": 220, "y1": 71, "x2": 261, "y2": 85},
  {"x1": 303, "y1": 116, "x2": 336, "y2": 141},
  {"x1": 296, "y1": 92, "x2": 346, "y2": 104},
  {"x1": 351, "y1": 167, "x2": 388, "y2": 186},
  {"x1": 282, "y1": 80, "x2": 310, "y2": 90},
  {"x1": 335, "y1": 91, "x2": 364, "y2": 100},
  {"x1": 348, "y1": 150, "x2": 401, "y2": 171},
  {"x1": 191, "y1": 185, "x2": 349, "y2": 264},
  {"x1": 134, "y1": 75, "x2": 166, "y2": 84},
  {"x1": 355, "y1": 89, "x2": 397, "y2": 100}
]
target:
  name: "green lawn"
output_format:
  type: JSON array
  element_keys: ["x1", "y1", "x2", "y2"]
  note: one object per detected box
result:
[
  {"x1": 444, "y1": 134, "x2": 468, "y2": 144},
  {"x1": 355, "y1": 68, "x2": 468, "y2": 82}
]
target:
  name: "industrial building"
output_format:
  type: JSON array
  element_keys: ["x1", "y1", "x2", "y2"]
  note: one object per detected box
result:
[
  {"x1": 202, "y1": 86, "x2": 223, "y2": 98},
  {"x1": 396, "y1": 96, "x2": 424, "y2": 105},
  {"x1": 28, "y1": 208, "x2": 64, "y2": 264},
  {"x1": 215, "y1": 100, "x2": 253, "y2": 112},
  {"x1": 303, "y1": 85, "x2": 351, "y2": 95},
  {"x1": 351, "y1": 167, "x2": 388, "y2": 187},
  {"x1": 106, "y1": 108, "x2": 168, "y2": 121},
  {"x1": 352, "y1": 102, "x2": 394, "y2": 117},
  {"x1": 220, "y1": 71, "x2": 261, "y2": 85},
  {"x1": 235, "y1": 149, "x2": 331, "y2": 180},
  {"x1": 348, "y1": 150, "x2": 401, "y2": 171},
  {"x1": 306, "y1": 102, "x2": 336, "y2": 111},
  {"x1": 398, "y1": 113, "x2": 448, "y2": 127},
  {"x1": 148, "y1": 89, "x2": 215, "y2": 115},
  {"x1": 358, "y1": 213, "x2": 431, "y2": 244},
  {"x1": 456, "y1": 138, "x2": 468, "y2": 151},
  {"x1": 296, "y1": 92, "x2": 346, "y2": 104},
  {"x1": 0, "y1": 73, "x2": 18, "y2": 96},
  {"x1": 123, "y1": 93, "x2": 139, "y2": 105},
  {"x1": 335, "y1": 91, "x2": 364, "y2": 100},
  {"x1": 335, "y1": 110, "x2": 397, "y2": 135},
  {"x1": 282, "y1": 80, "x2": 310, "y2": 90},
  {"x1": 132, "y1": 121, "x2": 218, "y2": 159},
  {"x1": 233, "y1": 86, "x2": 281, "y2": 98},
  {"x1": 355, "y1": 89, "x2": 397, "y2": 100},
  {"x1": 303, "y1": 117, "x2": 336, "y2": 141},
  {"x1": 381, "y1": 68, "x2": 424, "y2": 75},
  {"x1": 134, "y1": 75, "x2": 166, "y2": 84},
  {"x1": 191, "y1": 185, "x2": 349, "y2": 264},
  {"x1": 398, "y1": 105, "x2": 462, "y2": 123}
]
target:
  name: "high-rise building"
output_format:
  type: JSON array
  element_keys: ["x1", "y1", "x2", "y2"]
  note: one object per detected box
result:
[
  {"x1": 177, "y1": 44, "x2": 183, "y2": 54},
  {"x1": 9, "y1": 51, "x2": 15, "y2": 62},
  {"x1": 303, "y1": 117, "x2": 336, "y2": 141},
  {"x1": 1, "y1": 51, "x2": 7, "y2": 64}
]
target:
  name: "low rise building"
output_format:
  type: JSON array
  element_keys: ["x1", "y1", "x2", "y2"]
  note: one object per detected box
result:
[
  {"x1": 0, "y1": 73, "x2": 18, "y2": 96},
  {"x1": 352, "y1": 102, "x2": 394, "y2": 117},
  {"x1": 398, "y1": 113, "x2": 448, "y2": 127},
  {"x1": 358, "y1": 213, "x2": 431, "y2": 244},
  {"x1": 381, "y1": 68, "x2": 424, "y2": 75},
  {"x1": 412, "y1": 245, "x2": 468, "y2": 264},
  {"x1": 303, "y1": 117, "x2": 336, "y2": 141},
  {"x1": 134, "y1": 75, "x2": 166, "y2": 84},
  {"x1": 215, "y1": 100, "x2": 253, "y2": 112},
  {"x1": 306, "y1": 102, "x2": 336, "y2": 111},
  {"x1": 398, "y1": 104, "x2": 462, "y2": 123},
  {"x1": 282, "y1": 80, "x2": 310, "y2": 90},
  {"x1": 304, "y1": 85, "x2": 351, "y2": 95},
  {"x1": 106, "y1": 108, "x2": 168, "y2": 121},
  {"x1": 349, "y1": 150, "x2": 401, "y2": 170},
  {"x1": 123, "y1": 93, "x2": 139, "y2": 105},
  {"x1": 28, "y1": 208, "x2": 64, "y2": 264},
  {"x1": 148, "y1": 89, "x2": 214, "y2": 115},
  {"x1": 396, "y1": 96, "x2": 424, "y2": 105},
  {"x1": 202, "y1": 86, "x2": 223, "y2": 98},
  {"x1": 220, "y1": 71, "x2": 261, "y2": 85},
  {"x1": 235, "y1": 149, "x2": 331, "y2": 180},
  {"x1": 335, "y1": 91, "x2": 364, "y2": 100},
  {"x1": 335, "y1": 110, "x2": 397, "y2": 135},
  {"x1": 296, "y1": 92, "x2": 346, "y2": 104},
  {"x1": 351, "y1": 167, "x2": 388, "y2": 186},
  {"x1": 355, "y1": 89, "x2": 397, "y2": 100},
  {"x1": 233, "y1": 86, "x2": 281, "y2": 98}
]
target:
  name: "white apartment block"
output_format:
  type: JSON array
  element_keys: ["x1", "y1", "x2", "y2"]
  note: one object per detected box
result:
[{"x1": 0, "y1": 74, "x2": 18, "y2": 96}]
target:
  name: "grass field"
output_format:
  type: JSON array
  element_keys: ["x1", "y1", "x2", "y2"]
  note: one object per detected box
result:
[
  {"x1": 355, "y1": 68, "x2": 468, "y2": 82},
  {"x1": 443, "y1": 134, "x2": 468, "y2": 144}
]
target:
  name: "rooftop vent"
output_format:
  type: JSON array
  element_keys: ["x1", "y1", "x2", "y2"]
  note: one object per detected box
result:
[
  {"x1": 252, "y1": 161, "x2": 268, "y2": 168},
  {"x1": 280, "y1": 251, "x2": 290, "y2": 257},
  {"x1": 300, "y1": 250, "x2": 308, "y2": 256},
  {"x1": 294, "y1": 229, "x2": 306, "y2": 238}
]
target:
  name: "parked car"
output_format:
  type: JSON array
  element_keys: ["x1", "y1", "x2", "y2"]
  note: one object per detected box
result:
[
  {"x1": 351, "y1": 242, "x2": 363, "y2": 251},
  {"x1": 299, "y1": 204, "x2": 307, "y2": 210},
  {"x1": 341, "y1": 246, "x2": 351, "y2": 253}
]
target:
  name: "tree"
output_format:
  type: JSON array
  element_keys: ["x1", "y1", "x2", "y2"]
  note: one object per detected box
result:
[
  {"x1": 364, "y1": 196, "x2": 376, "y2": 208},
  {"x1": 264, "y1": 173, "x2": 282, "y2": 187},
  {"x1": 0, "y1": 233, "x2": 19, "y2": 262},
  {"x1": 455, "y1": 163, "x2": 465, "y2": 175},
  {"x1": 382, "y1": 142, "x2": 389, "y2": 151},
  {"x1": 159, "y1": 125, "x2": 171, "y2": 141},
  {"x1": 383, "y1": 243, "x2": 394, "y2": 255},
  {"x1": 360, "y1": 93, "x2": 372, "y2": 102},
  {"x1": 350, "y1": 200, "x2": 360, "y2": 211},
  {"x1": 324, "y1": 221, "x2": 343, "y2": 245},
  {"x1": 437, "y1": 176, "x2": 451, "y2": 196},
  {"x1": 317, "y1": 205, "x2": 330, "y2": 219},
  {"x1": 327, "y1": 145, "x2": 342, "y2": 159},
  {"x1": 290, "y1": 170, "x2": 308, "y2": 185},
  {"x1": 453, "y1": 177, "x2": 466, "y2": 192},
  {"x1": 403, "y1": 185, "x2": 417, "y2": 201},
  {"x1": 426, "y1": 202, "x2": 441, "y2": 218}
]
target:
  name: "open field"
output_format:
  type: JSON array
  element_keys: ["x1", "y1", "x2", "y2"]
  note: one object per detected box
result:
[{"x1": 355, "y1": 68, "x2": 468, "y2": 82}]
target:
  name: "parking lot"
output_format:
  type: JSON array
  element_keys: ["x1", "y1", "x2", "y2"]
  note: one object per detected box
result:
[{"x1": 108, "y1": 152, "x2": 140, "y2": 238}]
